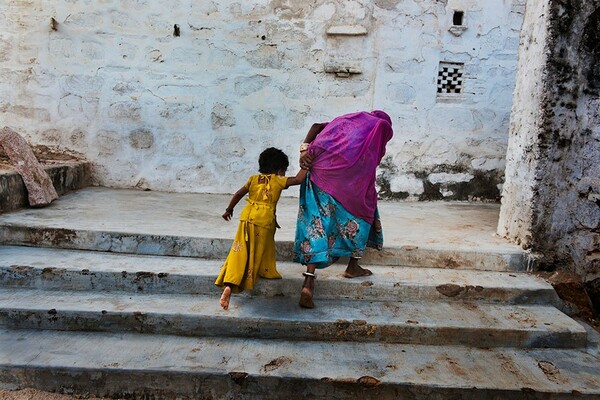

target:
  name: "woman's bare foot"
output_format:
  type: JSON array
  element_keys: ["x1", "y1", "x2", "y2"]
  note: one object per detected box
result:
[
  {"x1": 343, "y1": 258, "x2": 373, "y2": 278},
  {"x1": 299, "y1": 266, "x2": 316, "y2": 308},
  {"x1": 299, "y1": 287, "x2": 315, "y2": 309},
  {"x1": 220, "y1": 286, "x2": 232, "y2": 310}
]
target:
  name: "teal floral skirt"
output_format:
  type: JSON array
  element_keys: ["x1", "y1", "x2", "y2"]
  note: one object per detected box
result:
[{"x1": 293, "y1": 176, "x2": 383, "y2": 268}]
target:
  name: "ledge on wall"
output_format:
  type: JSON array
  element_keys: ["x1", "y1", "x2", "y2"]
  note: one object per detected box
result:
[
  {"x1": 448, "y1": 25, "x2": 467, "y2": 37},
  {"x1": 324, "y1": 64, "x2": 362, "y2": 78},
  {"x1": 326, "y1": 25, "x2": 368, "y2": 36}
]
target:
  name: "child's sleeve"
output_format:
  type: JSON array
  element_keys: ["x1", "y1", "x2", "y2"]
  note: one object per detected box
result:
[
  {"x1": 243, "y1": 175, "x2": 254, "y2": 190},
  {"x1": 275, "y1": 175, "x2": 289, "y2": 189}
]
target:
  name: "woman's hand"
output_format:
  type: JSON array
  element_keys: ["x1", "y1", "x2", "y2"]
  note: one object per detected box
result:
[
  {"x1": 222, "y1": 208, "x2": 233, "y2": 221},
  {"x1": 300, "y1": 151, "x2": 314, "y2": 170}
]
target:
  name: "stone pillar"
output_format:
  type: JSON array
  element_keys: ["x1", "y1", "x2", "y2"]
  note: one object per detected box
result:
[{"x1": 499, "y1": 0, "x2": 600, "y2": 309}]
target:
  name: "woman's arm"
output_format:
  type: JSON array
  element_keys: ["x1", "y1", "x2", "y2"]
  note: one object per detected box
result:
[
  {"x1": 302, "y1": 123, "x2": 326, "y2": 144},
  {"x1": 286, "y1": 168, "x2": 308, "y2": 188},
  {"x1": 222, "y1": 186, "x2": 249, "y2": 221}
]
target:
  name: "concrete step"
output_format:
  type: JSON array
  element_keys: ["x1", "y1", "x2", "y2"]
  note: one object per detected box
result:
[
  {"x1": 0, "y1": 246, "x2": 559, "y2": 304},
  {"x1": 0, "y1": 288, "x2": 586, "y2": 348},
  {"x1": 0, "y1": 187, "x2": 528, "y2": 271},
  {"x1": 1, "y1": 328, "x2": 599, "y2": 399}
]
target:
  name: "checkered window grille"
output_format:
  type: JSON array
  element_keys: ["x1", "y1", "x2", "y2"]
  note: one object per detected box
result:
[{"x1": 437, "y1": 62, "x2": 464, "y2": 95}]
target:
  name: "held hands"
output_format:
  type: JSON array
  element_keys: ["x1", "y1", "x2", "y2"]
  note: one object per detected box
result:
[
  {"x1": 300, "y1": 150, "x2": 314, "y2": 170},
  {"x1": 222, "y1": 208, "x2": 233, "y2": 221}
]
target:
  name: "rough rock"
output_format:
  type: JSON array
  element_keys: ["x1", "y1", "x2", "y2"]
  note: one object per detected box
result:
[
  {"x1": 537, "y1": 271, "x2": 595, "y2": 319},
  {"x1": 0, "y1": 127, "x2": 58, "y2": 207}
]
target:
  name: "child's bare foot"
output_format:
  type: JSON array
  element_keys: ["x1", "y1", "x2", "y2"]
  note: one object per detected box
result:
[
  {"x1": 343, "y1": 258, "x2": 373, "y2": 278},
  {"x1": 220, "y1": 286, "x2": 232, "y2": 310}
]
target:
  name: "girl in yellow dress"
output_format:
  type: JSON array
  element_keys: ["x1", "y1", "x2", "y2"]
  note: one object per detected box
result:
[{"x1": 216, "y1": 147, "x2": 307, "y2": 310}]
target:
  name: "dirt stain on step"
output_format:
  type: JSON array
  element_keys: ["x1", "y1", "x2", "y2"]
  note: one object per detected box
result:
[{"x1": 262, "y1": 356, "x2": 292, "y2": 372}]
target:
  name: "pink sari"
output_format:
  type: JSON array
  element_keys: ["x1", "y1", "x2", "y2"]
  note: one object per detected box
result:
[{"x1": 307, "y1": 110, "x2": 393, "y2": 223}]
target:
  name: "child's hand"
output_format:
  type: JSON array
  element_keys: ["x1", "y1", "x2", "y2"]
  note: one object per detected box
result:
[{"x1": 222, "y1": 209, "x2": 233, "y2": 221}]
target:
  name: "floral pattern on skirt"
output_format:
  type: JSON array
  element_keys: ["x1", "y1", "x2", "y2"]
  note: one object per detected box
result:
[{"x1": 293, "y1": 177, "x2": 383, "y2": 269}]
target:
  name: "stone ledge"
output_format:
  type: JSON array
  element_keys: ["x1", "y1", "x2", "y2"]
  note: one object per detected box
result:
[
  {"x1": 326, "y1": 25, "x2": 368, "y2": 36},
  {"x1": 0, "y1": 162, "x2": 92, "y2": 214}
]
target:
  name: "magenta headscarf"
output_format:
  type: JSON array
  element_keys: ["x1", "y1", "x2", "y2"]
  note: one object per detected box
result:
[{"x1": 307, "y1": 110, "x2": 393, "y2": 224}]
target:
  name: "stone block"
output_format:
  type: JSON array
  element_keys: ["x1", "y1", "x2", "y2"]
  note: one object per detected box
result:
[
  {"x1": 388, "y1": 83, "x2": 417, "y2": 104},
  {"x1": 247, "y1": 45, "x2": 284, "y2": 69},
  {"x1": 373, "y1": 0, "x2": 401, "y2": 11},
  {"x1": 211, "y1": 103, "x2": 236, "y2": 129},
  {"x1": 58, "y1": 95, "x2": 99, "y2": 119},
  {"x1": 94, "y1": 130, "x2": 122, "y2": 156},
  {"x1": 164, "y1": 134, "x2": 193, "y2": 157},
  {"x1": 159, "y1": 102, "x2": 196, "y2": 120},
  {"x1": 48, "y1": 38, "x2": 76, "y2": 58},
  {"x1": 0, "y1": 127, "x2": 57, "y2": 207},
  {"x1": 112, "y1": 81, "x2": 141, "y2": 95},
  {"x1": 128, "y1": 128, "x2": 154, "y2": 150},
  {"x1": 81, "y1": 41, "x2": 105, "y2": 60},
  {"x1": 471, "y1": 158, "x2": 505, "y2": 171},
  {"x1": 234, "y1": 75, "x2": 272, "y2": 97},
  {"x1": 65, "y1": 12, "x2": 103, "y2": 28},
  {"x1": 0, "y1": 36, "x2": 12, "y2": 62},
  {"x1": 284, "y1": 70, "x2": 320, "y2": 99},
  {"x1": 254, "y1": 110, "x2": 275, "y2": 130},
  {"x1": 109, "y1": 101, "x2": 141, "y2": 121},
  {"x1": 389, "y1": 174, "x2": 424, "y2": 195},
  {"x1": 428, "y1": 172, "x2": 474, "y2": 185}
]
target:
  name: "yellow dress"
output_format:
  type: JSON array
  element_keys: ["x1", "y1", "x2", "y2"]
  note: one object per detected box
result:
[{"x1": 215, "y1": 174, "x2": 288, "y2": 293}]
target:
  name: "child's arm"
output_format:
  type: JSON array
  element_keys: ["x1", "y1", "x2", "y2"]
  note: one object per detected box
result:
[
  {"x1": 286, "y1": 168, "x2": 308, "y2": 188},
  {"x1": 222, "y1": 186, "x2": 249, "y2": 221}
]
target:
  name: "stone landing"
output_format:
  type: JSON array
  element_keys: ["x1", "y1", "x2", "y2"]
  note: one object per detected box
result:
[{"x1": 0, "y1": 187, "x2": 527, "y2": 271}]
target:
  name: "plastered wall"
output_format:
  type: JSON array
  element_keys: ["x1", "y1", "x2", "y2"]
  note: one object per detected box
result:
[
  {"x1": 0, "y1": 0, "x2": 524, "y2": 199},
  {"x1": 499, "y1": 0, "x2": 600, "y2": 309}
]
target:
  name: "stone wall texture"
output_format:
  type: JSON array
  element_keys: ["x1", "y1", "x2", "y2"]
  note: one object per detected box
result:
[
  {"x1": 0, "y1": 0, "x2": 524, "y2": 199},
  {"x1": 499, "y1": 0, "x2": 600, "y2": 310}
]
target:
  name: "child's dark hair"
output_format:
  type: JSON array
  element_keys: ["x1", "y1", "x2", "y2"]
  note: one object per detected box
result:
[{"x1": 259, "y1": 147, "x2": 289, "y2": 174}]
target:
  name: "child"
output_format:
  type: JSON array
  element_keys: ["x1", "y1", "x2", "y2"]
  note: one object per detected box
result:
[{"x1": 216, "y1": 147, "x2": 307, "y2": 310}]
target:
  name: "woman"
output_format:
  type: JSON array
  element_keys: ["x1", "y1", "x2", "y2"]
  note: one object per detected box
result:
[{"x1": 294, "y1": 110, "x2": 393, "y2": 308}]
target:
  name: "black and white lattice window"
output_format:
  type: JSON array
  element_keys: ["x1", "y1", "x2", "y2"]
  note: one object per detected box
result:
[{"x1": 437, "y1": 62, "x2": 464, "y2": 96}]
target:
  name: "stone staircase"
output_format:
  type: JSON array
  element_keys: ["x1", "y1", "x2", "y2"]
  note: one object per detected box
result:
[{"x1": 0, "y1": 188, "x2": 598, "y2": 399}]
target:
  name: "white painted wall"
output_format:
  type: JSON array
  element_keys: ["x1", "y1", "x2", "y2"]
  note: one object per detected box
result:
[
  {"x1": 497, "y1": 0, "x2": 550, "y2": 246},
  {"x1": 0, "y1": 0, "x2": 524, "y2": 197}
]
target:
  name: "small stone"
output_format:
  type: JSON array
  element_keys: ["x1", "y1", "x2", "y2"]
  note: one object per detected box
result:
[{"x1": 357, "y1": 376, "x2": 381, "y2": 387}]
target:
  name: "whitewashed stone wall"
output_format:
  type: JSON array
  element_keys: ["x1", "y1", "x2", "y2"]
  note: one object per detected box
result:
[
  {"x1": 499, "y1": 0, "x2": 600, "y2": 310},
  {"x1": 497, "y1": 0, "x2": 550, "y2": 247},
  {"x1": 0, "y1": 0, "x2": 524, "y2": 198}
]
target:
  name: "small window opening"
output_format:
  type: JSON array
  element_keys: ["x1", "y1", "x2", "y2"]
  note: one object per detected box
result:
[
  {"x1": 453, "y1": 11, "x2": 464, "y2": 26},
  {"x1": 437, "y1": 62, "x2": 464, "y2": 96},
  {"x1": 173, "y1": 24, "x2": 180, "y2": 37}
]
